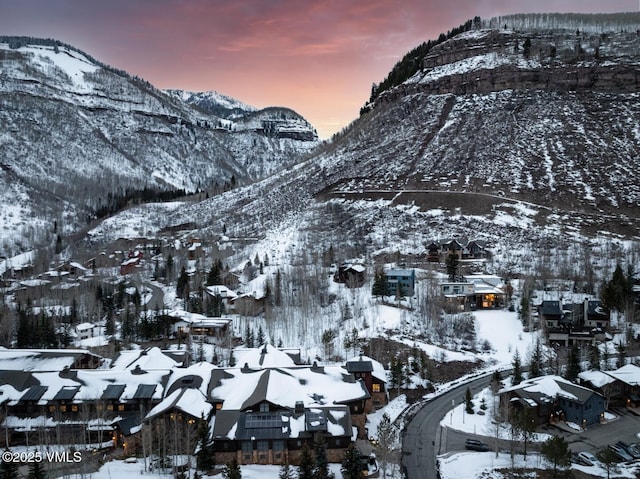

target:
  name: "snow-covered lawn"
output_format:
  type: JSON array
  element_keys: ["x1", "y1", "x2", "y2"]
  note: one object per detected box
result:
[
  {"x1": 473, "y1": 309, "x2": 538, "y2": 367},
  {"x1": 75, "y1": 460, "x2": 346, "y2": 479}
]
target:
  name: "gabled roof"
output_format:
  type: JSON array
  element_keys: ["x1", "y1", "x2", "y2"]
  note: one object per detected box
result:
[
  {"x1": 605, "y1": 364, "x2": 640, "y2": 386},
  {"x1": 111, "y1": 347, "x2": 188, "y2": 371},
  {"x1": 346, "y1": 355, "x2": 387, "y2": 383},
  {"x1": 0, "y1": 348, "x2": 102, "y2": 372},
  {"x1": 233, "y1": 344, "x2": 296, "y2": 369},
  {"x1": 210, "y1": 365, "x2": 370, "y2": 412},
  {"x1": 146, "y1": 388, "x2": 212, "y2": 422},
  {"x1": 578, "y1": 370, "x2": 616, "y2": 388},
  {"x1": 205, "y1": 285, "x2": 238, "y2": 299},
  {"x1": 500, "y1": 375, "x2": 600, "y2": 406}
]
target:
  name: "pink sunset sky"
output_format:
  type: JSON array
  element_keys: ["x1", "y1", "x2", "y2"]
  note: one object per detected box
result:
[{"x1": 0, "y1": 0, "x2": 637, "y2": 138}]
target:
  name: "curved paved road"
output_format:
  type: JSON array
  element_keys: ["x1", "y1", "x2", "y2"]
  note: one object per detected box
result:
[{"x1": 402, "y1": 374, "x2": 494, "y2": 479}]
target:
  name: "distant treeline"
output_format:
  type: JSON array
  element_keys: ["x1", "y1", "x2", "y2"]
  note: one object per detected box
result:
[
  {"x1": 92, "y1": 187, "x2": 188, "y2": 220},
  {"x1": 362, "y1": 16, "x2": 480, "y2": 113},
  {"x1": 485, "y1": 12, "x2": 640, "y2": 34}
]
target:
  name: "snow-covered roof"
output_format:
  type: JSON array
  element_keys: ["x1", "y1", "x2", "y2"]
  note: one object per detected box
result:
[
  {"x1": 0, "y1": 368, "x2": 170, "y2": 407},
  {"x1": 604, "y1": 364, "x2": 640, "y2": 386},
  {"x1": 578, "y1": 369, "x2": 616, "y2": 388},
  {"x1": 164, "y1": 362, "x2": 217, "y2": 397},
  {"x1": 68, "y1": 261, "x2": 88, "y2": 271},
  {"x1": 499, "y1": 375, "x2": 598, "y2": 405},
  {"x1": 205, "y1": 285, "x2": 237, "y2": 299},
  {"x1": 164, "y1": 309, "x2": 233, "y2": 325},
  {"x1": 111, "y1": 347, "x2": 184, "y2": 371},
  {"x1": 233, "y1": 344, "x2": 297, "y2": 369},
  {"x1": 75, "y1": 322, "x2": 95, "y2": 331},
  {"x1": 210, "y1": 365, "x2": 370, "y2": 411},
  {"x1": 346, "y1": 355, "x2": 387, "y2": 383},
  {"x1": 20, "y1": 279, "x2": 50, "y2": 287},
  {"x1": 146, "y1": 388, "x2": 212, "y2": 421},
  {"x1": 0, "y1": 348, "x2": 100, "y2": 372}
]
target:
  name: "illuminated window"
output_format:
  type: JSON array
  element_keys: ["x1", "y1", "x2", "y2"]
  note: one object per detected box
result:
[
  {"x1": 107, "y1": 404, "x2": 114, "y2": 411},
  {"x1": 71, "y1": 405, "x2": 79, "y2": 412},
  {"x1": 216, "y1": 403, "x2": 223, "y2": 410},
  {"x1": 60, "y1": 405, "x2": 67, "y2": 412},
  {"x1": 97, "y1": 404, "x2": 104, "y2": 412},
  {"x1": 48, "y1": 405, "x2": 56, "y2": 413},
  {"x1": 372, "y1": 384, "x2": 381, "y2": 393},
  {"x1": 118, "y1": 404, "x2": 125, "y2": 412}
]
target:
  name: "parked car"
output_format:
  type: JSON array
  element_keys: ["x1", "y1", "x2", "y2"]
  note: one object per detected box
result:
[
  {"x1": 609, "y1": 444, "x2": 633, "y2": 462},
  {"x1": 577, "y1": 451, "x2": 601, "y2": 467},
  {"x1": 628, "y1": 443, "x2": 640, "y2": 458},
  {"x1": 465, "y1": 438, "x2": 490, "y2": 452},
  {"x1": 617, "y1": 441, "x2": 640, "y2": 459}
]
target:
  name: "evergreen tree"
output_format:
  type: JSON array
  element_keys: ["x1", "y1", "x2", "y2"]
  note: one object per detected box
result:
[
  {"x1": 257, "y1": 325, "x2": 265, "y2": 346},
  {"x1": 274, "y1": 269, "x2": 282, "y2": 306},
  {"x1": 279, "y1": 461, "x2": 296, "y2": 479},
  {"x1": 616, "y1": 341, "x2": 627, "y2": 368},
  {"x1": 245, "y1": 324, "x2": 255, "y2": 348},
  {"x1": 298, "y1": 443, "x2": 314, "y2": 479},
  {"x1": 596, "y1": 447, "x2": 619, "y2": 479},
  {"x1": 565, "y1": 343, "x2": 581, "y2": 382},
  {"x1": 376, "y1": 413, "x2": 398, "y2": 479},
  {"x1": 540, "y1": 436, "x2": 571, "y2": 477},
  {"x1": 590, "y1": 344, "x2": 601, "y2": 370},
  {"x1": 27, "y1": 460, "x2": 46, "y2": 479},
  {"x1": 510, "y1": 407, "x2": 536, "y2": 457},
  {"x1": 371, "y1": 269, "x2": 389, "y2": 299},
  {"x1": 176, "y1": 266, "x2": 190, "y2": 299},
  {"x1": 512, "y1": 349, "x2": 523, "y2": 386},
  {"x1": 464, "y1": 387, "x2": 474, "y2": 414},
  {"x1": 207, "y1": 259, "x2": 223, "y2": 286},
  {"x1": 196, "y1": 413, "x2": 215, "y2": 472},
  {"x1": 445, "y1": 254, "x2": 459, "y2": 281},
  {"x1": 222, "y1": 458, "x2": 241, "y2": 479},
  {"x1": 312, "y1": 433, "x2": 334, "y2": 479},
  {"x1": 166, "y1": 253, "x2": 174, "y2": 282},
  {"x1": 341, "y1": 443, "x2": 364, "y2": 479},
  {"x1": 523, "y1": 37, "x2": 532, "y2": 58},
  {"x1": 601, "y1": 263, "x2": 633, "y2": 312},
  {"x1": 529, "y1": 339, "x2": 543, "y2": 378}
]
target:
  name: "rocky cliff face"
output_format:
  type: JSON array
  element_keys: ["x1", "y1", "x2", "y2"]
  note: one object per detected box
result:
[{"x1": 378, "y1": 29, "x2": 640, "y2": 101}]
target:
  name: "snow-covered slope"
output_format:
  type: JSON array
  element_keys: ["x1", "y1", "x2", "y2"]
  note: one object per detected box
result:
[
  {"x1": 161, "y1": 16, "x2": 640, "y2": 280},
  {"x1": 0, "y1": 38, "x2": 320, "y2": 255}
]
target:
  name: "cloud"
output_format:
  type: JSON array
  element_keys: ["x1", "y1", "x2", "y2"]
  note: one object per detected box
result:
[{"x1": 1, "y1": 0, "x2": 636, "y2": 138}]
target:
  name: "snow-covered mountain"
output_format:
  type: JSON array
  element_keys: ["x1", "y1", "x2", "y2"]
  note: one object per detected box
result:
[
  {"x1": 160, "y1": 14, "x2": 640, "y2": 276},
  {"x1": 165, "y1": 89, "x2": 258, "y2": 121},
  {"x1": 0, "y1": 38, "x2": 320, "y2": 256}
]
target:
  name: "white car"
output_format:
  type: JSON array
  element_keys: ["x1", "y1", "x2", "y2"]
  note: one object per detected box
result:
[{"x1": 577, "y1": 451, "x2": 601, "y2": 467}]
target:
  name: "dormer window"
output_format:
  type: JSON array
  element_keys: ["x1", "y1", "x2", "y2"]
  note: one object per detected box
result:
[{"x1": 259, "y1": 402, "x2": 269, "y2": 413}]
